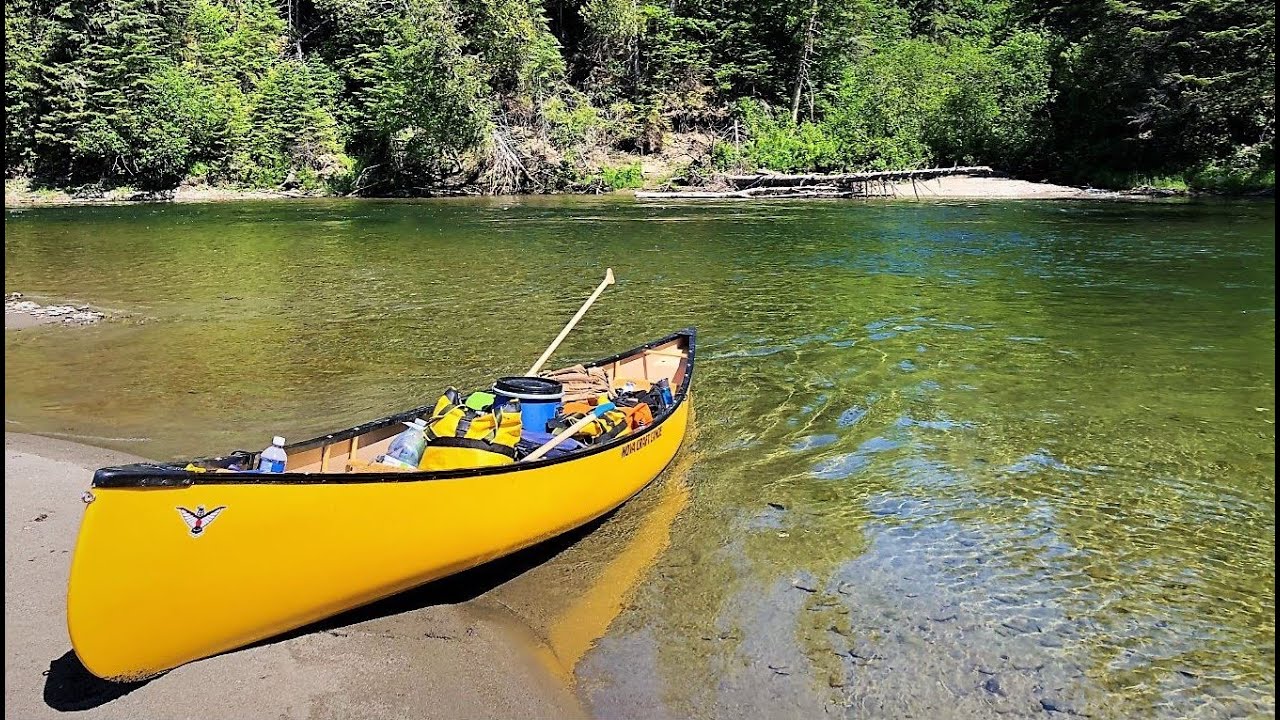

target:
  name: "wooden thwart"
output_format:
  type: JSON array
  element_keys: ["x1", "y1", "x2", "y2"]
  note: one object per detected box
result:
[{"x1": 643, "y1": 348, "x2": 687, "y2": 359}]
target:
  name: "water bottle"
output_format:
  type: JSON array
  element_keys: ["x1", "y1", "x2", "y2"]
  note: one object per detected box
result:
[
  {"x1": 257, "y1": 436, "x2": 288, "y2": 473},
  {"x1": 379, "y1": 418, "x2": 429, "y2": 470},
  {"x1": 654, "y1": 379, "x2": 674, "y2": 408}
]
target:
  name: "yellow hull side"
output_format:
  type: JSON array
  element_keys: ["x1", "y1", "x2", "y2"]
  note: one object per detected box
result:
[{"x1": 67, "y1": 401, "x2": 688, "y2": 681}]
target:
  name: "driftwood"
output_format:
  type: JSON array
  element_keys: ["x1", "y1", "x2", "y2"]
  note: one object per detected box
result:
[
  {"x1": 637, "y1": 166, "x2": 997, "y2": 200},
  {"x1": 636, "y1": 186, "x2": 852, "y2": 199},
  {"x1": 724, "y1": 166, "x2": 995, "y2": 188}
]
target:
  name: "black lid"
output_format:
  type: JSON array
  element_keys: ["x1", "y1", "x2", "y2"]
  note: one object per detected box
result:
[{"x1": 493, "y1": 376, "x2": 564, "y2": 397}]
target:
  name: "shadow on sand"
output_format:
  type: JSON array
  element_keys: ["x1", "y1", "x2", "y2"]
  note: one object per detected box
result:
[
  {"x1": 43, "y1": 511, "x2": 610, "y2": 711},
  {"x1": 42, "y1": 652, "x2": 150, "y2": 711}
]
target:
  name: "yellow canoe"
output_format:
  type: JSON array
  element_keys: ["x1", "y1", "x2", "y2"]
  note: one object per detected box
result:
[{"x1": 67, "y1": 329, "x2": 695, "y2": 681}]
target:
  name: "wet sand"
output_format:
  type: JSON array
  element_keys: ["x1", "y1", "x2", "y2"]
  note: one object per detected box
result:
[
  {"x1": 5, "y1": 311, "x2": 57, "y2": 329},
  {"x1": 3, "y1": 432, "x2": 585, "y2": 720}
]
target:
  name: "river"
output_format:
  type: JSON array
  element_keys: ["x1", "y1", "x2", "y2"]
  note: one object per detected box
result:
[{"x1": 4, "y1": 197, "x2": 1274, "y2": 718}]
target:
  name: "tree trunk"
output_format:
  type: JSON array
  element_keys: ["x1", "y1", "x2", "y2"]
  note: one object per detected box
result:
[{"x1": 790, "y1": 0, "x2": 819, "y2": 124}]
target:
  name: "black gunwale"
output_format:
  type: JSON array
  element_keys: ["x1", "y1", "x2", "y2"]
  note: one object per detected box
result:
[{"x1": 92, "y1": 328, "x2": 696, "y2": 488}]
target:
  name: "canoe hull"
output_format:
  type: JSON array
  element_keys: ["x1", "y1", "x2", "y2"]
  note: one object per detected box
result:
[{"x1": 67, "y1": 398, "x2": 688, "y2": 681}]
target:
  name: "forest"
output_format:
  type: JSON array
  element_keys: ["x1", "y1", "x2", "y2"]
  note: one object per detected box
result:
[{"x1": 4, "y1": 0, "x2": 1275, "y2": 194}]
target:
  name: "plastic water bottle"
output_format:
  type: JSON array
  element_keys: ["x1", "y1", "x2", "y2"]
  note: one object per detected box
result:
[
  {"x1": 257, "y1": 436, "x2": 288, "y2": 473},
  {"x1": 379, "y1": 419, "x2": 429, "y2": 470},
  {"x1": 654, "y1": 379, "x2": 674, "y2": 408}
]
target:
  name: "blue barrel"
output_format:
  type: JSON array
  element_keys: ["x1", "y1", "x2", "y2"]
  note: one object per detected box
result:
[{"x1": 492, "y1": 377, "x2": 564, "y2": 434}]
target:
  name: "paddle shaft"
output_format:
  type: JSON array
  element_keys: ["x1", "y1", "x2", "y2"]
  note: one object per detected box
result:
[
  {"x1": 525, "y1": 268, "x2": 615, "y2": 377},
  {"x1": 523, "y1": 402, "x2": 616, "y2": 462}
]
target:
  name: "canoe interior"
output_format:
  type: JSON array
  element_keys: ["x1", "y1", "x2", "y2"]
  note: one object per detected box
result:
[{"x1": 177, "y1": 329, "x2": 692, "y2": 477}]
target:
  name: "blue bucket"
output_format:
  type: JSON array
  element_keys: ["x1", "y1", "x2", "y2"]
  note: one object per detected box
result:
[{"x1": 492, "y1": 377, "x2": 564, "y2": 434}]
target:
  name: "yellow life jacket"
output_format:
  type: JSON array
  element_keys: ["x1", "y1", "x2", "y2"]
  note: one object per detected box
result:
[{"x1": 419, "y1": 389, "x2": 522, "y2": 471}]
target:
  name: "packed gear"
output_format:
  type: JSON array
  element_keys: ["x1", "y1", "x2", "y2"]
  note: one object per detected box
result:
[
  {"x1": 546, "y1": 397, "x2": 629, "y2": 445},
  {"x1": 418, "y1": 388, "x2": 523, "y2": 470},
  {"x1": 463, "y1": 391, "x2": 496, "y2": 411},
  {"x1": 418, "y1": 369, "x2": 671, "y2": 465},
  {"x1": 492, "y1": 376, "x2": 564, "y2": 434},
  {"x1": 614, "y1": 396, "x2": 654, "y2": 430},
  {"x1": 515, "y1": 429, "x2": 584, "y2": 459},
  {"x1": 541, "y1": 364, "x2": 613, "y2": 403},
  {"x1": 616, "y1": 383, "x2": 668, "y2": 411}
]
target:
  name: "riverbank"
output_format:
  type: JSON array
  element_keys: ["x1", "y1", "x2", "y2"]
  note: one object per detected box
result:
[
  {"x1": 6, "y1": 172, "x2": 1190, "y2": 207},
  {"x1": 2, "y1": 432, "x2": 585, "y2": 720},
  {"x1": 5, "y1": 178, "x2": 327, "y2": 207}
]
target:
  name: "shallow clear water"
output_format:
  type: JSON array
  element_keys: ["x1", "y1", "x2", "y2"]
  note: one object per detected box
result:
[{"x1": 5, "y1": 197, "x2": 1275, "y2": 718}]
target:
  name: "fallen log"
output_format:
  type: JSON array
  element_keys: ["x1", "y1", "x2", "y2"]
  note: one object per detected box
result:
[
  {"x1": 636, "y1": 187, "x2": 853, "y2": 199},
  {"x1": 725, "y1": 166, "x2": 995, "y2": 188},
  {"x1": 636, "y1": 167, "x2": 1003, "y2": 200},
  {"x1": 635, "y1": 190, "x2": 753, "y2": 199}
]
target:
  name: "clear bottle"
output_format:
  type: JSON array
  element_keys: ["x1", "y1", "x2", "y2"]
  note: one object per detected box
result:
[
  {"x1": 379, "y1": 419, "x2": 429, "y2": 470},
  {"x1": 258, "y1": 436, "x2": 288, "y2": 473}
]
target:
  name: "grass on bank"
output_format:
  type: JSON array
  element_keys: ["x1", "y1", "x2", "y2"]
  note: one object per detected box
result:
[{"x1": 1081, "y1": 157, "x2": 1274, "y2": 194}]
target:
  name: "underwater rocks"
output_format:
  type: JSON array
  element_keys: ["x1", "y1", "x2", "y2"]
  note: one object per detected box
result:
[{"x1": 6, "y1": 292, "x2": 104, "y2": 326}]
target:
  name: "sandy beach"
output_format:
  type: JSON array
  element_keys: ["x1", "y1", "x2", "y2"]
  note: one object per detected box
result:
[
  {"x1": 884, "y1": 174, "x2": 1095, "y2": 199},
  {"x1": 3, "y1": 432, "x2": 585, "y2": 720}
]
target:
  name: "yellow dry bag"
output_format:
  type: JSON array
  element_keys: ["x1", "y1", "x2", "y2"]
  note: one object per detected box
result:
[{"x1": 419, "y1": 388, "x2": 522, "y2": 471}]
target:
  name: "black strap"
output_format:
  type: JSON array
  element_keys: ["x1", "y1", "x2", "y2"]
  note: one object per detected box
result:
[
  {"x1": 485, "y1": 406, "x2": 501, "y2": 443},
  {"x1": 548, "y1": 413, "x2": 585, "y2": 435},
  {"x1": 428, "y1": 436, "x2": 518, "y2": 459},
  {"x1": 597, "y1": 420, "x2": 626, "y2": 443}
]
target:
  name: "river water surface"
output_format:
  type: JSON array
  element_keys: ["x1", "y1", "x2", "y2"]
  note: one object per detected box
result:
[{"x1": 5, "y1": 198, "x2": 1274, "y2": 718}]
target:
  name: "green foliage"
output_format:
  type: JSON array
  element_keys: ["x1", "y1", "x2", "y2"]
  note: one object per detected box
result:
[
  {"x1": 130, "y1": 65, "x2": 212, "y2": 187},
  {"x1": 727, "y1": 31, "x2": 1054, "y2": 173},
  {"x1": 340, "y1": 0, "x2": 492, "y2": 186},
  {"x1": 1188, "y1": 156, "x2": 1276, "y2": 193},
  {"x1": 182, "y1": 0, "x2": 284, "y2": 88},
  {"x1": 822, "y1": 34, "x2": 1053, "y2": 170},
  {"x1": 820, "y1": 40, "x2": 943, "y2": 170},
  {"x1": 542, "y1": 94, "x2": 606, "y2": 148},
  {"x1": 5, "y1": 0, "x2": 49, "y2": 174},
  {"x1": 24, "y1": 0, "x2": 184, "y2": 182},
  {"x1": 460, "y1": 0, "x2": 564, "y2": 97},
  {"x1": 601, "y1": 161, "x2": 644, "y2": 189},
  {"x1": 1149, "y1": 176, "x2": 1191, "y2": 192},
  {"x1": 241, "y1": 61, "x2": 348, "y2": 188},
  {"x1": 1031, "y1": 0, "x2": 1275, "y2": 184},
  {"x1": 710, "y1": 141, "x2": 740, "y2": 171},
  {"x1": 731, "y1": 101, "x2": 839, "y2": 172},
  {"x1": 3, "y1": 0, "x2": 1273, "y2": 192}
]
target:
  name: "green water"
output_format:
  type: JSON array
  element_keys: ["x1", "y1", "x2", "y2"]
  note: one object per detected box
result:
[{"x1": 5, "y1": 198, "x2": 1275, "y2": 718}]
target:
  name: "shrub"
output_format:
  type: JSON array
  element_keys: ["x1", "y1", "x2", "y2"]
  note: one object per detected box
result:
[{"x1": 601, "y1": 162, "x2": 644, "y2": 189}]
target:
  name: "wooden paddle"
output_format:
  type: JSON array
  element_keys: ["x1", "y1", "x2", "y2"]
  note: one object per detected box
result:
[
  {"x1": 525, "y1": 267, "x2": 615, "y2": 377},
  {"x1": 523, "y1": 402, "x2": 617, "y2": 462}
]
